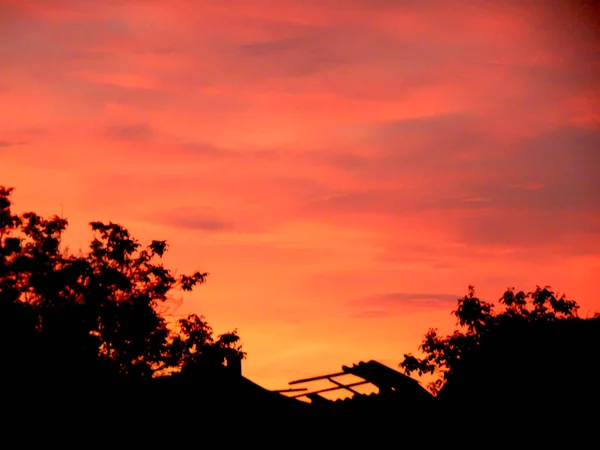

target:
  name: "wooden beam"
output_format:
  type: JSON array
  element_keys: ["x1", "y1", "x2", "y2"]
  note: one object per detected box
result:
[
  {"x1": 289, "y1": 381, "x2": 369, "y2": 398},
  {"x1": 288, "y1": 371, "x2": 347, "y2": 385},
  {"x1": 328, "y1": 377, "x2": 360, "y2": 395},
  {"x1": 271, "y1": 388, "x2": 308, "y2": 393}
]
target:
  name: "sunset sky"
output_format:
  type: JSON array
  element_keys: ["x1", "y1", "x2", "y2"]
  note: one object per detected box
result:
[{"x1": 1, "y1": 0, "x2": 599, "y2": 390}]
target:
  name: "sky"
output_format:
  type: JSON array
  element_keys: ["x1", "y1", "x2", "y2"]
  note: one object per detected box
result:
[{"x1": 1, "y1": 0, "x2": 599, "y2": 391}]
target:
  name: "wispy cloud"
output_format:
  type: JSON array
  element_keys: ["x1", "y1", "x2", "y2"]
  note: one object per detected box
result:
[
  {"x1": 152, "y1": 208, "x2": 232, "y2": 233},
  {"x1": 0, "y1": 140, "x2": 25, "y2": 148},
  {"x1": 349, "y1": 292, "x2": 460, "y2": 318},
  {"x1": 104, "y1": 123, "x2": 154, "y2": 142}
]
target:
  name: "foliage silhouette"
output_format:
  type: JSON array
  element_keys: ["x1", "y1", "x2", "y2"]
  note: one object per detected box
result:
[
  {"x1": 167, "y1": 313, "x2": 245, "y2": 375},
  {"x1": 399, "y1": 284, "x2": 580, "y2": 394},
  {"x1": 0, "y1": 185, "x2": 245, "y2": 383}
]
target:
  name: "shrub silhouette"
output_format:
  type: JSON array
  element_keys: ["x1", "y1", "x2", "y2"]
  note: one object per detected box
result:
[
  {"x1": 0, "y1": 185, "x2": 244, "y2": 383},
  {"x1": 399, "y1": 284, "x2": 580, "y2": 394}
]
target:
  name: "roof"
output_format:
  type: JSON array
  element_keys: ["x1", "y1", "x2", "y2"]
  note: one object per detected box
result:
[{"x1": 277, "y1": 360, "x2": 434, "y2": 414}]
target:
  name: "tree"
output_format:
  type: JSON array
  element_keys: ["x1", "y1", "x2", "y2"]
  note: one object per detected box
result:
[
  {"x1": 0, "y1": 185, "x2": 245, "y2": 381},
  {"x1": 167, "y1": 313, "x2": 246, "y2": 374},
  {"x1": 399, "y1": 284, "x2": 579, "y2": 394}
]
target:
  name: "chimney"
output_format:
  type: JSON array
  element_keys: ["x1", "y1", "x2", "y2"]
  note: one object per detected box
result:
[{"x1": 226, "y1": 355, "x2": 242, "y2": 377}]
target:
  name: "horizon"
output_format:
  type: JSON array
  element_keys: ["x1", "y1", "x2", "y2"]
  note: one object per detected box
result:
[{"x1": 1, "y1": 0, "x2": 599, "y2": 389}]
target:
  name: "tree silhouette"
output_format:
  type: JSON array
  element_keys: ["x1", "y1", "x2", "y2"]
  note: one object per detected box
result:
[
  {"x1": 166, "y1": 313, "x2": 245, "y2": 374},
  {"x1": 399, "y1": 284, "x2": 580, "y2": 394},
  {"x1": 0, "y1": 185, "x2": 245, "y2": 382}
]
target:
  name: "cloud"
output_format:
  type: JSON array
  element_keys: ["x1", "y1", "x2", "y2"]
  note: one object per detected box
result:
[
  {"x1": 236, "y1": 35, "x2": 346, "y2": 77},
  {"x1": 155, "y1": 211, "x2": 231, "y2": 232},
  {"x1": 308, "y1": 113, "x2": 506, "y2": 188},
  {"x1": 0, "y1": 140, "x2": 25, "y2": 148},
  {"x1": 104, "y1": 123, "x2": 154, "y2": 142},
  {"x1": 349, "y1": 292, "x2": 460, "y2": 318},
  {"x1": 177, "y1": 142, "x2": 231, "y2": 158},
  {"x1": 354, "y1": 292, "x2": 459, "y2": 307},
  {"x1": 452, "y1": 210, "x2": 600, "y2": 252},
  {"x1": 306, "y1": 121, "x2": 600, "y2": 218}
]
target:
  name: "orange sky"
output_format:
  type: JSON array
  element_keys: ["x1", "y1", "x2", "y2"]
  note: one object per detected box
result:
[{"x1": 1, "y1": 0, "x2": 599, "y2": 390}]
